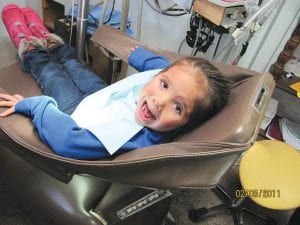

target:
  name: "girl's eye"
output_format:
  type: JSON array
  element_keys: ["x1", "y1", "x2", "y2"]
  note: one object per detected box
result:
[
  {"x1": 160, "y1": 79, "x2": 168, "y2": 89},
  {"x1": 174, "y1": 102, "x2": 183, "y2": 115}
]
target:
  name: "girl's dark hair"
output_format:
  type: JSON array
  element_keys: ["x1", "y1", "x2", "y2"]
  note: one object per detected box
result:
[{"x1": 162, "y1": 57, "x2": 231, "y2": 140}]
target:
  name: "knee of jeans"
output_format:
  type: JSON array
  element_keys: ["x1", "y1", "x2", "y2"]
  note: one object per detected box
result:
[
  {"x1": 20, "y1": 59, "x2": 31, "y2": 73},
  {"x1": 54, "y1": 45, "x2": 76, "y2": 61}
]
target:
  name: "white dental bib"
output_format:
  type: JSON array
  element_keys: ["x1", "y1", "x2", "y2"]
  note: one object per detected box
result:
[{"x1": 71, "y1": 69, "x2": 161, "y2": 154}]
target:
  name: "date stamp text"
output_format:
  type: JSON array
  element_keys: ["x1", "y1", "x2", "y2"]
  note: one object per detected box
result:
[{"x1": 235, "y1": 189, "x2": 280, "y2": 198}]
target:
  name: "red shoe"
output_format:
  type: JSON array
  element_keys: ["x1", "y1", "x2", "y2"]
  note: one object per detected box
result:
[
  {"x1": 1, "y1": 4, "x2": 33, "y2": 48},
  {"x1": 22, "y1": 7, "x2": 50, "y2": 39}
]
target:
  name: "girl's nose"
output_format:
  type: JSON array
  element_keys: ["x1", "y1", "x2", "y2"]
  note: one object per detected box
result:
[{"x1": 153, "y1": 95, "x2": 168, "y2": 110}]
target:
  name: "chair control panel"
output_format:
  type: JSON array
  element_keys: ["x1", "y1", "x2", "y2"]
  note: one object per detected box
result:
[{"x1": 117, "y1": 190, "x2": 172, "y2": 220}]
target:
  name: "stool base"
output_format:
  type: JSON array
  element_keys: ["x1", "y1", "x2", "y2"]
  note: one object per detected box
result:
[{"x1": 188, "y1": 186, "x2": 277, "y2": 225}]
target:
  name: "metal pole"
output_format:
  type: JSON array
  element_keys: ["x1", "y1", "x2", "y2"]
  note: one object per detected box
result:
[
  {"x1": 120, "y1": 0, "x2": 130, "y2": 32},
  {"x1": 76, "y1": 0, "x2": 89, "y2": 60},
  {"x1": 136, "y1": 0, "x2": 144, "y2": 40}
]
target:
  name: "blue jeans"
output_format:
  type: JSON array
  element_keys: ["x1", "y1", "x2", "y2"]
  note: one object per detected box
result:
[{"x1": 21, "y1": 44, "x2": 107, "y2": 114}]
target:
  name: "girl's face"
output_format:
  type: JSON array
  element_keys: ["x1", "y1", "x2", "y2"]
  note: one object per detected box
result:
[{"x1": 135, "y1": 65, "x2": 205, "y2": 132}]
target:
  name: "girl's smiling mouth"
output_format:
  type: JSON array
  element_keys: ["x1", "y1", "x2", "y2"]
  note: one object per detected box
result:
[{"x1": 138, "y1": 100, "x2": 156, "y2": 122}]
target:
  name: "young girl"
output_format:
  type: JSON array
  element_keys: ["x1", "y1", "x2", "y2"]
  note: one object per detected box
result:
[{"x1": 0, "y1": 4, "x2": 230, "y2": 159}]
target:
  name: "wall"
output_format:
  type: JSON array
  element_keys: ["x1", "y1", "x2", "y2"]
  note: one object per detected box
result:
[
  {"x1": 53, "y1": 0, "x2": 191, "y2": 54},
  {"x1": 141, "y1": 0, "x2": 300, "y2": 73},
  {"x1": 0, "y1": 0, "x2": 26, "y2": 9},
  {"x1": 237, "y1": 0, "x2": 300, "y2": 72},
  {"x1": 55, "y1": 0, "x2": 299, "y2": 73}
]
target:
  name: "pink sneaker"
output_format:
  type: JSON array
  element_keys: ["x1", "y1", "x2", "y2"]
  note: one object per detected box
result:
[
  {"x1": 1, "y1": 4, "x2": 33, "y2": 48},
  {"x1": 22, "y1": 7, "x2": 50, "y2": 39}
]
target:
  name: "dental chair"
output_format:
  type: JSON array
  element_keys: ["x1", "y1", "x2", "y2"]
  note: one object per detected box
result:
[{"x1": 0, "y1": 26, "x2": 274, "y2": 225}]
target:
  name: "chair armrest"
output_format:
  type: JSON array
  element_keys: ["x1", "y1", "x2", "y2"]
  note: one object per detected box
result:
[
  {"x1": 90, "y1": 25, "x2": 260, "y2": 79},
  {"x1": 90, "y1": 25, "x2": 185, "y2": 63}
]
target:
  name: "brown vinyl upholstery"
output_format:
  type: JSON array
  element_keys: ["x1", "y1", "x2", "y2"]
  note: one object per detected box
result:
[{"x1": 0, "y1": 26, "x2": 275, "y2": 225}]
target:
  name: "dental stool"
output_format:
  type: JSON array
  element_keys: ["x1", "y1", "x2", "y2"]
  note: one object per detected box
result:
[
  {"x1": 189, "y1": 140, "x2": 300, "y2": 225},
  {"x1": 0, "y1": 26, "x2": 275, "y2": 225}
]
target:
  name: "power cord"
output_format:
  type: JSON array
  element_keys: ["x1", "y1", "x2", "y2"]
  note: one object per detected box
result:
[{"x1": 145, "y1": 0, "x2": 187, "y2": 16}]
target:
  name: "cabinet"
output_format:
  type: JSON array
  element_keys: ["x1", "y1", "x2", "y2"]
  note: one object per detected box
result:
[
  {"x1": 259, "y1": 24, "x2": 300, "y2": 143},
  {"x1": 270, "y1": 23, "x2": 300, "y2": 96},
  {"x1": 41, "y1": 0, "x2": 65, "y2": 30}
]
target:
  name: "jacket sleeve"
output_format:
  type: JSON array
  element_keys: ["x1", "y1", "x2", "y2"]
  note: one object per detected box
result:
[
  {"x1": 15, "y1": 96, "x2": 110, "y2": 159},
  {"x1": 128, "y1": 47, "x2": 171, "y2": 72}
]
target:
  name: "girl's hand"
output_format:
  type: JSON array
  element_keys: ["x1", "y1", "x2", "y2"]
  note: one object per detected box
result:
[
  {"x1": 0, "y1": 93, "x2": 24, "y2": 117},
  {"x1": 128, "y1": 46, "x2": 139, "y2": 59}
]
